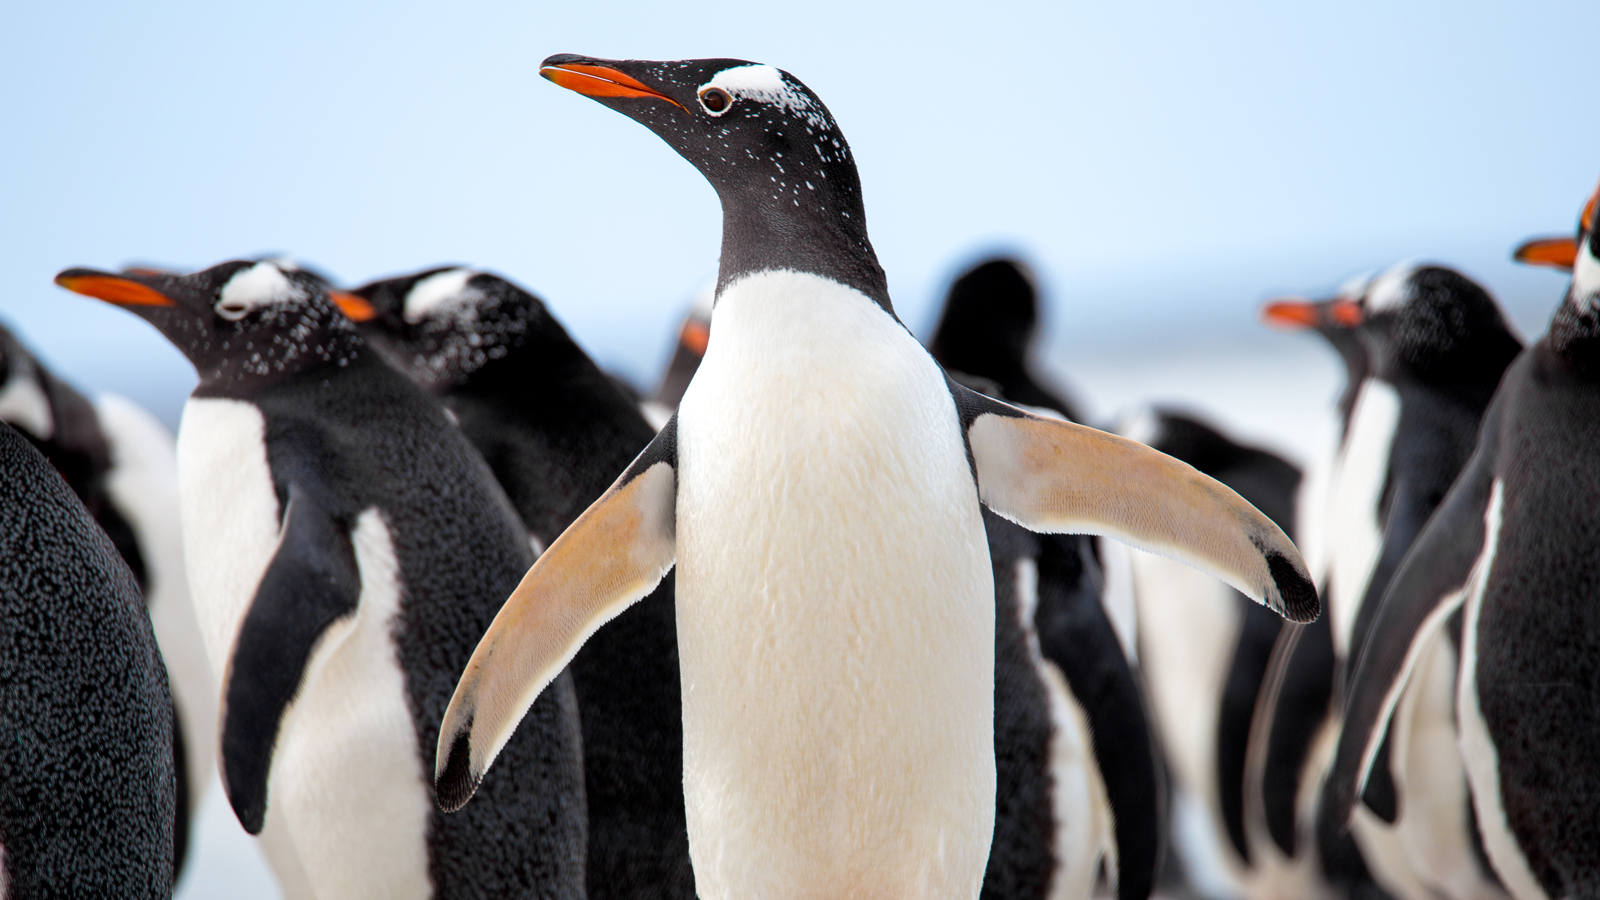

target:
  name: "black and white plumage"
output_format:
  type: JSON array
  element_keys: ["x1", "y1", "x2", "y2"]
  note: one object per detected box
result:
[
  {"x1": 56, "y1": 260, "x2": 588, "y2": 900},
  {"x1": 344, "y1": 266, "x2": 693, "y2": 900},
  {"x1": 0, "y1": 320, "x2": 211, "y2": 877},
  {"x1": 433, "y1": 55, "x2": 1314, "y2": 900},
  {"x1": 646, "y1": 271, "x2": 1165, "y2": 900},
  {"x1": 1261, "y1": 263, "x2": 1522, "y2": 900},
  {"x1": 1329, "y1": 190, "x2": 1600, "y2": 900},
  {"x1": 928, "y1": 258, "x2": 1161, "y2": 900},
  {"x1": 1111, "y1": 408, "x2": 1301, "y2": 900},
  {"x1": 0, "y1": 420, "x2": 176, "y2": 897}
]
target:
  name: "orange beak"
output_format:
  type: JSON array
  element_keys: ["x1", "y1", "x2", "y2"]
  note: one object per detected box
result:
[
  {"x1": 679, "y1": 318, "x2": 710, "y2": 357},
  {"x1": 540, "y1": 63, "x2": 686, "y2": 110},
  {"x1": 55, "y1": 272, "x2": 175, "y2": 307},
  {"x1": 1261, "y1": 297, "x2": 1362, "y2": 330},
  {"x1": 1512, "y1": 236, "x2": 1580, "y2": 270},
  {"x1": 1261, "y1": 298, "x2": 1319, "y2": 330},
  {"x1": 328, "y1": 290, "x2": 378, "y2": 322}
]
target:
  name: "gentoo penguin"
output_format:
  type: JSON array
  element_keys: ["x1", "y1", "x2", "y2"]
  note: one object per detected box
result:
[
  {"x1": 1260, "y1": 264, "x2": 1522, "y2": 900},
  {"x1": 1111, "y1": 408, "x2": 1300, "y2": 899},
  {"x1": 434, "y1": 54, "x2": 1315, "y2": 900},
  {"x1": 649, "y1": 275, "x2": 1163, "y2": 900},
  {"x1": 341, "y1": 267, "x2": 694, "y2": 900},
  {"x1": 0, "y1": 420, "x2": 175, "y2": 896},
  {"x1": 0, "y1": 320, "x2": 212, "y2": 877},
  {"x1": 1327, "y1": 183, "x2": 1600, "y2": 900},
  {"x1": 928, "y1": 257, "x2": 1081, "y2": 420},
  {"x1": 55, "y1": 261, "x2": 588, "y2": 900}
]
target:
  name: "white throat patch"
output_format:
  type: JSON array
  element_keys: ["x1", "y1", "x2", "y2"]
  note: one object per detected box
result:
[
  {"x1": 404, "y1": 269, "x2": 476, "y2": 324},
  {"x1": 218, "y1": 263, "x2": 302, "y2": 319}
]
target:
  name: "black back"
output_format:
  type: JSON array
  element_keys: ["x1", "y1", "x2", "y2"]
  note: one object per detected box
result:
[
  {"x1": 1, "y1": 325, "x2": 186, "y2": 871},
  {"x1": 353, "y1": 267, "x2": 693, "y2": 900},
  {"x1": 0, "y1": 421, "x2": 175, "y2": 896},
  {"x1": 251, "y1": 353, "x2": 588, "y2": 897},
  {"x1": 0, "y1": 323, "x2": 145, "y2": 588},
  {"x1": 1463, "y1": 269, "x2": 1600, "y2": 897}
]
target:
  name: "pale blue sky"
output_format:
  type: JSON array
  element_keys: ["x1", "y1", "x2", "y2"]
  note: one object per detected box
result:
[{"x1": 3, "y1": 0, "x2": 1596, "y2": 425}]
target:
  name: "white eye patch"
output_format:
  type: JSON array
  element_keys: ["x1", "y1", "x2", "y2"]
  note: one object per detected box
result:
[
  {"x1": 404, "y1": 269, "x2": 478, "y2": 324},
  {"x1": 700, "y1": 64, "x2": 829, "y2": 129},
  {"x1": 217, "y1": 263, "x2": 301, "y2": 320},
  {"x1": 1364, "y1": 261, "x2": 1419, "y2": 313}
]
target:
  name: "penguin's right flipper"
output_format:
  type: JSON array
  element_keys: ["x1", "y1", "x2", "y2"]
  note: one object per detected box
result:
[
  {"x1": 435, "y1": 418, "x2": 679, "y2": 812},
  {"x1": 221, "y1": 483, "x2": 361, "y2": 835},
  {"x1": 1324, "y1": 436, "x2": 1500, "y2": 830},
  {"x1": 953, "y1": 381, "x2": 1318, "y2": 622}
]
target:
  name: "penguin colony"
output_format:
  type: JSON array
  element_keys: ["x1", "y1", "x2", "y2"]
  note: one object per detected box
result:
[{"x1": 0, "y1": 52, "x2": 1589, "y2": 900}]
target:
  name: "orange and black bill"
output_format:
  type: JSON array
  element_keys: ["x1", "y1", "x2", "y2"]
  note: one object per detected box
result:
[
  {"x1": 539, "y1": 58, "x2": 685, "y2": 110},
  {"x1": 1261, "y1": 296, "x2": 1362, "y2": 330},
  {"x1": 54, "y1": 269, "x2": 174, "y2": 307}
]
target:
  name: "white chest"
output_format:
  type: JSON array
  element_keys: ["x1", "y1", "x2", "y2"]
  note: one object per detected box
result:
[
  {"x1": 176, "y1": 398, "x2": 430, "y2": 896},
  {"x1": 1325, "y1": 379, "x2": 1400, "y2": 657},
  {"x1": 177, "y1": 398, "x2": 284, "y2": 676},
  {"x1": 673, "y1": 270, "x2": 996, "y2": 900}
]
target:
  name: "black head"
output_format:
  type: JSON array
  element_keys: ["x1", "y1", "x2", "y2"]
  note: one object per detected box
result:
[
  {"x1": 1540, "y1": 182, "x2": 1600, "y2": 368},
  {"x1": 55, "y1": 260, "x2": 362, "y2": 394},
  {"x1": 541, "y1": 54, "x2": 890, "y2": 313},
  {"x1": 929, "y1": 258, "x2": 1039, "y2": 381},
  {"x1": 342, "y1": 266, "x2": 576, "y2": 393},
  {"x1": 1346, "y1": 263, "x2": 1522, "y2": 387}
]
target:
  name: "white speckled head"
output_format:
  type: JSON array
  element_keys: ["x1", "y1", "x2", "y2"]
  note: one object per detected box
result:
[
  {"x1": 1336, "y1": 269, "x2": 1377, "y2": 301},
  {"x1": 217, "y1": 263, "x2": 303, "y2": 321},
  {"x1": 404, "y1": 269, "x2": 477, "y2": 323},
  {"x1": 1363, "y1": 261, "x2": 1420, "y2": 314},
  {"x1": 699, "y1": 64, "x2": 829, "y2": 130}
]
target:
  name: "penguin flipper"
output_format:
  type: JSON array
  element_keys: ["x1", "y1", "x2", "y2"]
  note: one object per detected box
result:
[
  {"x1": 221, "y1": 483, "x2": 360, "y2": 835},
  {"x1": 435, "y1": 419, "x2": 679, "y2": 812},
  {"x1": 953, "y1": 382, "x2": 1318, "y2": 622},
  {"x1": 1324, "y1": 439, "x2": 1499, "y2": 831}
]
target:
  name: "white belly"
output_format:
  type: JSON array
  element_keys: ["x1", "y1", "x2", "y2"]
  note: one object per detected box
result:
[
  {"x1": 177, "y1": 398, "x2": 430, "y2": 898},
  {"x1": 675, "y1": 270, "x2": 996, "y2": 900},
  {"x1": 1324, "y1": 380, "x2": 1400, "y2": 658}
]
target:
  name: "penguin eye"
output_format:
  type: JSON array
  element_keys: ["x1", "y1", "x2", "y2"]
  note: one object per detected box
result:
[
  {"x1": 699, "y1": 88, "x2": 732, "y2": 116},
  {"x1": 216, "y1": 299, "x2": 251, "y2": 321}
]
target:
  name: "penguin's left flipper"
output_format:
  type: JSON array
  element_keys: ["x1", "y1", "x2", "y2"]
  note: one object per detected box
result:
[
  {"x1": 1324, "y1": 435, "x2": 1499, "y2": 831},
  {"x1": 221, "y1": 483, "x2": 361, "y2": 835},
  {"x1": 435, "y1": 419, "x2": 679, "y2": 812},
  {"x1": 954, "y1": 382, "x2": 1318, "y2": 623}
]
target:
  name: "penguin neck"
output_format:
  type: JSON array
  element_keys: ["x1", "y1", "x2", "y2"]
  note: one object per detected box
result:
[
  {"x1": 715, "y1": 186, "x2": 893, "y2": 317},
  {"x1": 1546, "y1": 300, "x2": 1600, "y2": 374},
  {"x1": 192, "y1": 326, "x2": 366, "y2": 398}
]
